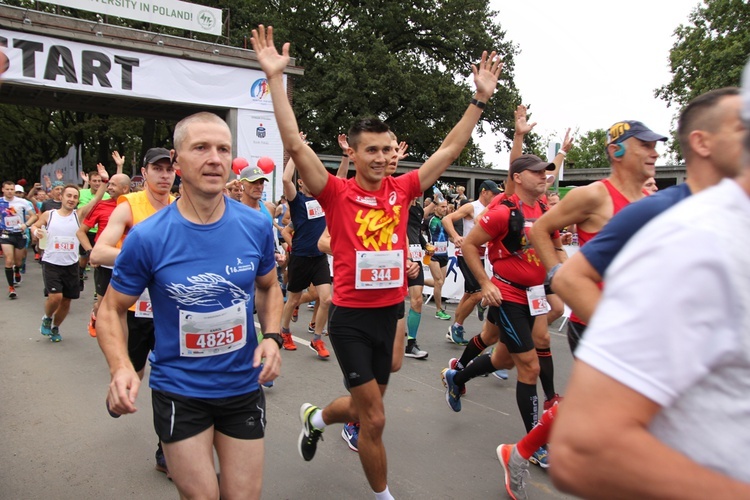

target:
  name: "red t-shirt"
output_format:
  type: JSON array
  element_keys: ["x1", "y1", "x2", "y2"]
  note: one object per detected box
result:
[
  {"x1": 479, "y1": 194, "x2": 557, "y2": 304},
  {"x1": 83, "y1": 199, "x2": 118, "y2": 243},
  {"x1": 316, "y1": 171, "x2": 422, "y2": 308}
]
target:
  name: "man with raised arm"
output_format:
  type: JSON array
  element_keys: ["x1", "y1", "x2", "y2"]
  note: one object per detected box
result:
[{"x1": 251, "y1": 24, "x2": 502, "y2": 499}]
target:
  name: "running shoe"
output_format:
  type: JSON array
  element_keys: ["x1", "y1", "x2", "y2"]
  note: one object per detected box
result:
[
  {"x1": 441, "y1": 368, "x2": 462, "y2": 412},
  {"x1": 14, "y1": 271, "x2": 22, "y2": 285},
  {"x1": 529, "y1": 446, "x2": 549, "y2": 468},
  {"x1": 309, "y1": 339, "x2": 330, "y2": 358},
  {"x1": 155, "y1": 443, "x2": 170, "y2": 478},
  {"x1": 8, "y1": 286, "x2": 17, "y2": 299},
  {"x1": 40, "y1": 315, "x2": 52, "y2": 336},
  {"x1": 291, "y1": 306, "x2": 299, "y2": 322},
  {"x1": 477, "y1": 301, "x2": 487, "y2": 322},
  {"x1": 544, "y1": 393, "x2": 563, "y2": 411},
  {"x1": 447, "y1": 324, "x2": 468, "y2": 345},
  {"x1": 307, "y1": 321, "x2": 316, "y2": 334},
  {"x1": 497, "y1": 444, "x2": 529, "y2": 500},
  {"x1": 307, "y1": 301, "x2": 316, "y2": 309},
  {"x1": 435, "y1": 309, "x2": 451, "y2": 321},
  {"x1": 262, "y1": 380, "x2": 275, "y2": 388},
  {"x1": 281, "y1": 329, "x2": 297, "y2": 351},
  {"x1": 88, "y1": 312, "x2": 97, "y2": 338},
  {"x1": 405, "y1": 342, "x2": 428, "y2": 359},
  {"x1": 298, "y1": 403, "x2": 324, "y2": 461},
  {"x1": 492, "y1": 369, "x2": 509, "y2": 380},
  {"x1": 341, "y1": 422, "x2": 360, "y2": 452},
  {"x1": 448, "y1": 358, "x2": 467, "y2": 394},
  {"x1": 50, "y1": 326, "x2": 62, "y2": 342}
]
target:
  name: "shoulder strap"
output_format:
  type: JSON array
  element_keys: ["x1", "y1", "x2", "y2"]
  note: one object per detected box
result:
[{"x1": 500, "y1": 198, "x2": 524, "y2": 254}]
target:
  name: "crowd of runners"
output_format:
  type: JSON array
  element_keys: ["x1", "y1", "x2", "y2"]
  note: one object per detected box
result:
[{"x1": 2, "y1": 27, "x2": 750, "y2": 500}]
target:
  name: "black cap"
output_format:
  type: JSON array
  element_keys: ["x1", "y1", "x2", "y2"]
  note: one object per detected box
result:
[
  {"x1": 509, "y1": 154, "x2": 556, "y2": 177},
  {"x1": 143, "y1": 148, "x2": 171, "y2": 167},
  {"x1": 479, "y1": 180, "x2": 501, "y2": 194}
]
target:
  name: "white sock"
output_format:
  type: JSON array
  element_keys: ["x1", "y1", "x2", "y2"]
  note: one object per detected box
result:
[
  {"x1": 311, "y1": 409, "x2": 326, "y2": 430},
  {"x1": 374, "y1": 486, "x2": 394, "y2": 500}
]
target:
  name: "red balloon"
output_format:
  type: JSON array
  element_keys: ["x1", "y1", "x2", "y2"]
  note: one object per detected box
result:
[
  {"x1": 232, "y1": 157, "x2": 249, "y2": 175},
  {"x1": 257, "y1": 156, "x2": 275, "y2": 174}
]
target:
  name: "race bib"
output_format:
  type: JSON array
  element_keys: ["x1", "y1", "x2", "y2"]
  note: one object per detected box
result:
[
  {"x1": 179, "y1": 303, "x2": 247, "y2": 357},
  {"x1": 409, "y1": 244, "x2": 424, "y2": 262},
  {"x1": 527, "y1": 285, "x2": 551, "y2": 316},
  {"x1": 134, "y1": 289, "x2": 153, "y2": 318},
  {"x1": 305, "y1": 200, "x2": 325, "y2": 219},
  {"x1": 3, "y1": 215, "x2": 21, "y2": 229},
  {"x1": 355, "y1": 249, "x2": 404, "y2": 289},
  {"x1": 434, "y1": 241, "x2": 448, "y2": 255},
  {"x1": 48, "y1": 236, "x2": 77, "y2": 253}
]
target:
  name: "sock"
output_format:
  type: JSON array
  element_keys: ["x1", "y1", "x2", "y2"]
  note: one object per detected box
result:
[
  {"x1": 5, "y1": 268, "x2": 13, "y2": 286},
  {"x1": 313, "y1": 334, "x2": 321, "y2": 341},
  {"x1": 407, "y1": 308, "x2": 421, "y2": 340},
  {"x1": 516, "y1": 381, "x2": 539, "y2": 433},
  {"x1": 537, "y1": 348, "x2": 556, "y2": 401},
  {"x1": 452, "y1": 321, "x2": 463, "y2": 329},
  {"x1": 517, "y1": 404, "x2": 558, "y2": 459},
  {"x1": 454, "y1": 353, "x2": 494, "y2": 385},
  {"x1": 458, "y1": 334, "x2": 488, "y2": 369},
  {"x1": 311, "y1": 409, "x2": 327, "y2": 430},
  {"x1": 374, "y1": 486, "x2": 394, "y2": 500}
]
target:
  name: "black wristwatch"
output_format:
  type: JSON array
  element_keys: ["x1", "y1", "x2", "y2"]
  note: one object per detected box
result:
[{"x1": 262, "y1": 333, "x2": 283, "y2": 349}]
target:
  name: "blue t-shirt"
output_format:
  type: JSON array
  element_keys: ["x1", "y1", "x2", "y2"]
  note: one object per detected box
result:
[
  {"x1": 582, "y1": 183, "x2": 692, "y2": 277},
  {"x1": 289, "y1": 191, "x2": 326, "y2": 257},
  {"x1": 110, "y1": 197, "x2": 277, "y2": 398}
]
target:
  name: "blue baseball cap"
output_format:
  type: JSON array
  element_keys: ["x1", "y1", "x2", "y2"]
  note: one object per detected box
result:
[{"x1": 606, "y1": 121, "x2": 667, "y2": 145}]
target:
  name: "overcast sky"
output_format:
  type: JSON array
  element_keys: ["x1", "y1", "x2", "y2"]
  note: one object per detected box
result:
[{"x1": 479, "y1": 0, "x2": 701, "y2": 170}]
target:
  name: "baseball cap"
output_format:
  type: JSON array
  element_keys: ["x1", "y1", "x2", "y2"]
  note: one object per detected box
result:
[
  {"x1": 239, "y1": 166, "x2": 270, "y2": 183},
  {"x1": 14, "y1": 184, "x2": 24, "y2": 193},
  {"x1": 143, "y1": 147, "x2": 172, "y2": 167},
  {"x1": 509, "y1": 154, "x2": 556, "y2": 177},
  {"x1": 606, "y1": 121, "x2": 667, "y2": 145},
  {"x1": 478, "y1": 179, "x2": 502, "y2": 194}
]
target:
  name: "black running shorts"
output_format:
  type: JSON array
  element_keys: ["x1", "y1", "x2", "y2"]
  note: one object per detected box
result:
[
  {"x1": 42, "y1": 262, "x2": 80, "y2": 299},
  {"x1": 328, "y1": 303, "x2": 399, "y2": 388},
  {"x1": 152, "y1": 389, "x2": 266, "y2": 443},
  {"x1": 0, "y1": 231, "x2": 27, "y2": 250},
  {"x1": 94, "y1": 266, "x2": 113, "y2": 297},
  {"x1": 286, "y1": 254, "x2": 332, "y2": 293},
  {"x1": 407, "y1": 261, "x2": 425, "y2": 288},
  {"x1": 487, "y1": 301, "x2": 535, "y2": 354},
  {"x1": 127, "y1": 311, "x2": 155, "y2": 373},
  {"x1": 457, "y1": 256, "x2": 483, "y2": 294},
  {"x1": 566, "y1": 320, "x2": 587, "y2": 355}
]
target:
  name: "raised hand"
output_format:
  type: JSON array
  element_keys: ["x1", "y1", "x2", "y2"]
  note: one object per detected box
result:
[
  {"x1": 396, "y1": 141, "x2": 409, "y2": 160},
  {"x1": 250, "y1": 25, "x2": 290, "y2": 80},
  {"x1": 111, "y1": 151, "x2": 125, "y2": 171},
  {"x1": 514, "y1": 104, "x2": 537, "y2": 136},
  {"x1": 561, "y1": 128, "x2": 574, "y2": 153},
  {"x1": 43, "y1": 175, "x2": 51, "y2": 189},
  {"x1": 80, "y1": 171, "x2": 89, "y2": 184},
  {"x1": 55, "y1": 169, "x2": 63, "y2": 180},
  {"x1": 337, "y1": 134, "x2": 349, "y2": 152},
  {"x1": 96, "y1": 162, "x2": 110, "y2": 181},
  {"x1": 471, "y1": 50, "x2": 503, "y2": 101}
]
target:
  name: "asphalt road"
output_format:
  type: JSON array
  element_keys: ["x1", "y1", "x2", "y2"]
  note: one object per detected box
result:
[{"x1": 0, "y1": 262, "x2": 575, "y2": 499}]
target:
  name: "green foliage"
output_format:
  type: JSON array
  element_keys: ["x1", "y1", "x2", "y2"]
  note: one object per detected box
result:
[
  {"x1": 0, "y1": 0, "x2": 531, "y2": 181},
  {"x1": 565, "y1": 129, "x2": 608, "y2": 169},
  {"x1": 655, "y1": 0, "x2": 750, "y2": 159}
]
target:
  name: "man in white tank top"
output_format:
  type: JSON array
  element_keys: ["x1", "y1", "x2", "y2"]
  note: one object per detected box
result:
[
  {"x1": 441, "y1": 180, "x2": 501, "y2": 344},
  {"x1": 31, "y1": 185, "x2": 81, "y2": 342}
]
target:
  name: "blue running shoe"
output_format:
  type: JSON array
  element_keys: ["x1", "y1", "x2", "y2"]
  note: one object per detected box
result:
[
  {"x1": 477, "y1": 301, "x2": 486, "y2": 322},
  {"x1": 441, "y1": 368, "x2": 462, "y2": 412},
  {"x1": 50, "y1": 326, "x2": 62, "y2": 342},
  {"x1": 40, "y1": 316, "x2": 52, "y2": 336},
  {"x1": 492, "y1": 369, "x2": 509, "y2": 380},
  {"x1": 341, "y1": 422, "x2": 359, "y2": 452},
  {"x1": 447, "y1": 324, "x2": 468, "y2": 345},
  {"x1": 262, "y1": 380, "x2": 274, "y2": 388},
  {"x1": 529, "y1": 446, "x2": 549, "y2": 469}
]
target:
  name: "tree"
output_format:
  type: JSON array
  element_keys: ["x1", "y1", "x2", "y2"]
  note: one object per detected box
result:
[
  {"x1": 565, "y1": 129, "x2": 608, "y2": 169},
  {"x1": 0, "y1": 0, "x2": 537, "y2": 179},
  {"x1": 655, "y1": 0, "x2": 750, "y2": 159}
]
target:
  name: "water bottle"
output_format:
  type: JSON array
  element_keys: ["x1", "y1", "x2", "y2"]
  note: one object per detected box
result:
[
  {"x1": 432, "y1": 186, "x2": 445, "y2": 203},
  {"x1": 37, "y1": 225, "x2": 48, "y2": 250}
]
